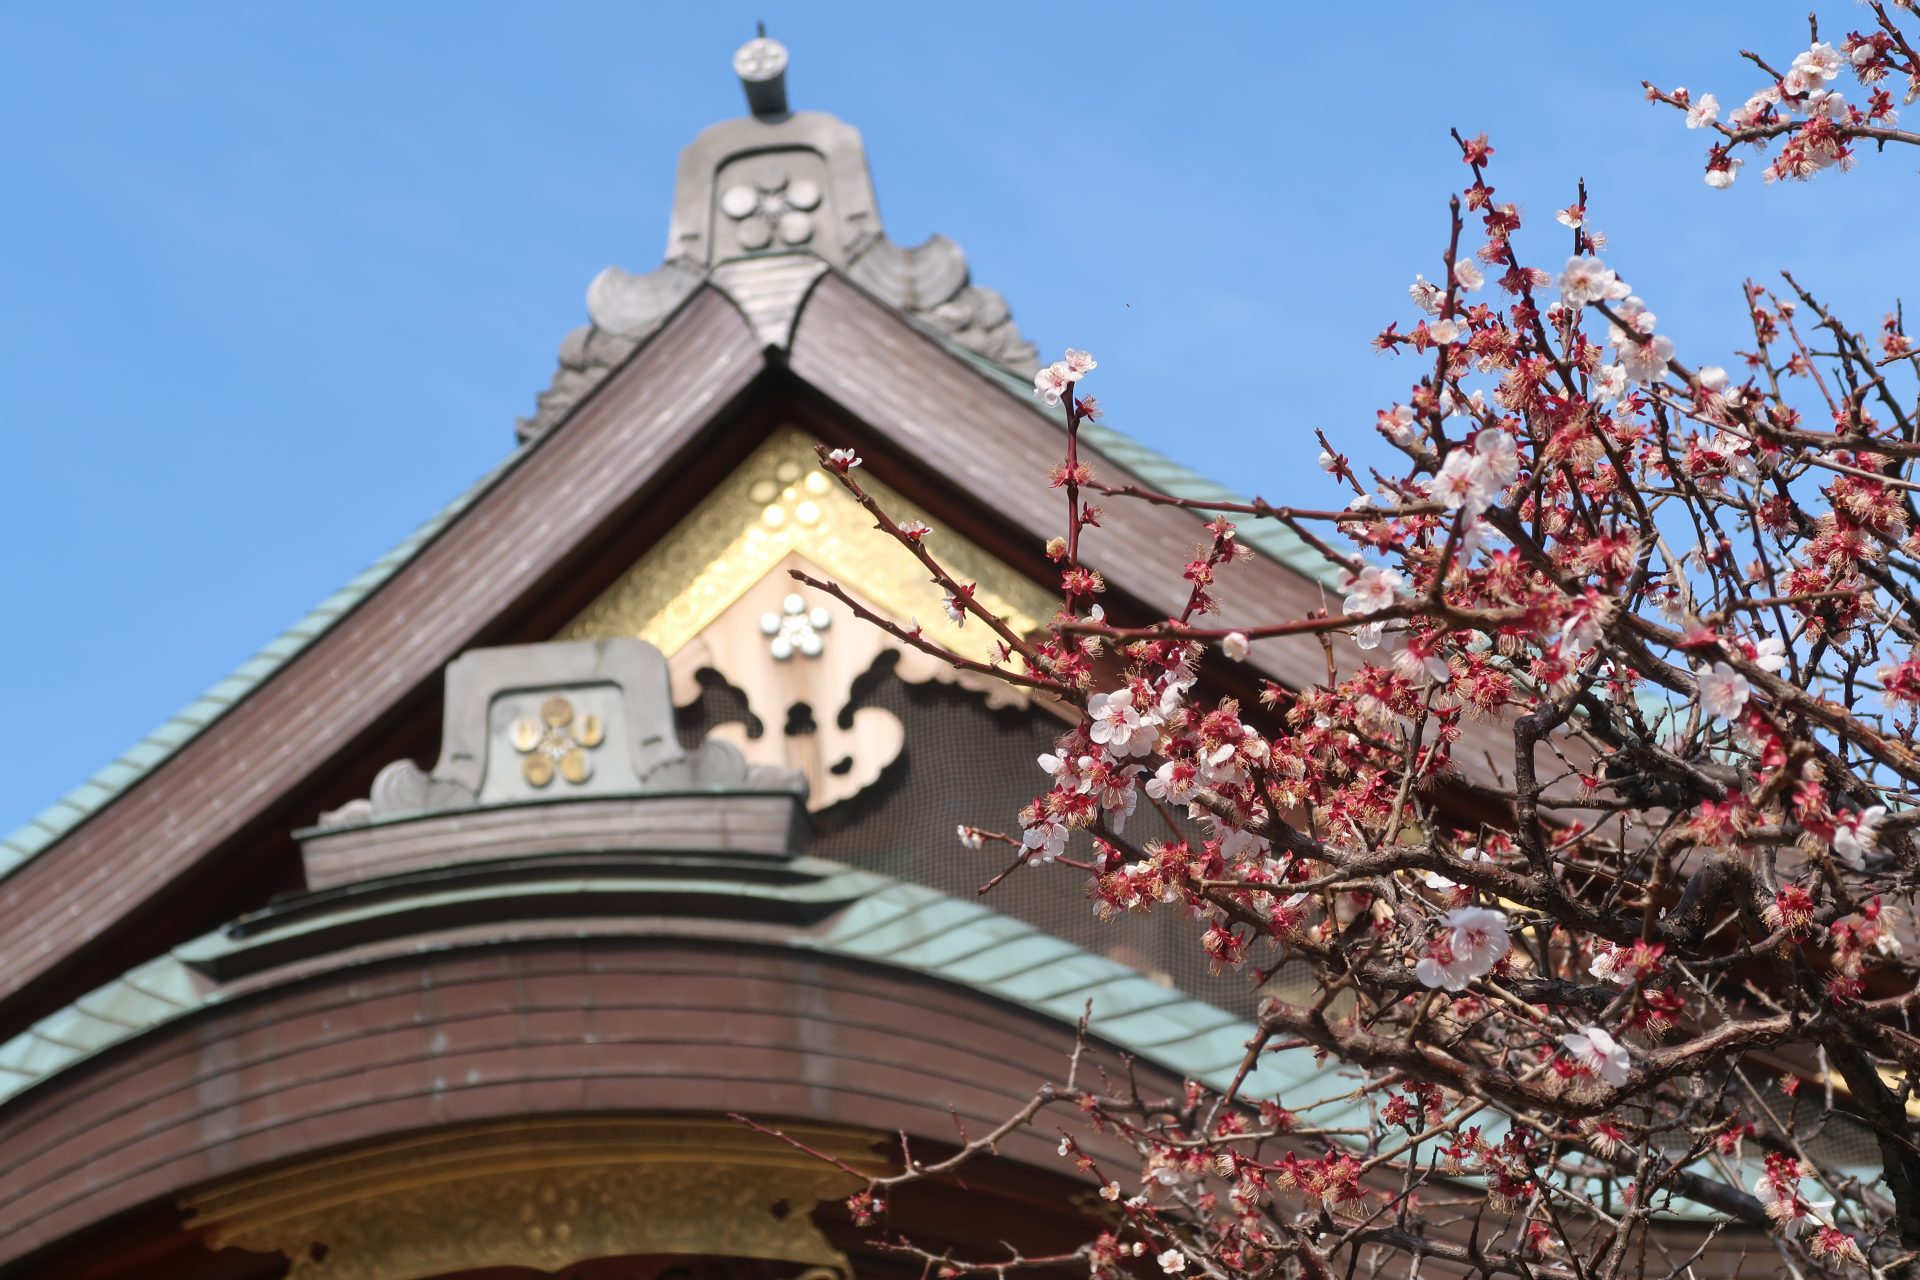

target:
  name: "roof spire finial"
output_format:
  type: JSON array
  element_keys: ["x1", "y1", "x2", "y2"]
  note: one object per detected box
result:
[{"x1": 733, "y1": 28, "x2": 789, "y2": 119}]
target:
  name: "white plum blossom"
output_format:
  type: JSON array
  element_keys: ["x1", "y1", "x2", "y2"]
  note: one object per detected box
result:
[
  {"x1": 1431, "y1": 428, "x2": 1518, "y2": 517},
  {"x1": 1146, "y1": 758, "x2": 1199, "y2": 805},
  {"x1": 1021, "y1": 815, "x2": 1068, "y2": 863},
  {"x1": 1453, "y1": 258, "x2": 1484, "y2": 291},
  {"x1": 1561, "y1": 1026, "x2": 1632, "y2": 1087},
  {"x1": 1391, "y1": 642, "x2": 1453, "y2": 685},
  {"x1": 1685, "y1": 92, "x2": 1720, "y2": 128},
  {"x1": 1730, "y1": 87, "x2": 1780, "y2": 129},
  {"x1": 1711, "y1": 432, "x2": 1759, "y2": 483},
  {"x1": 1380, "y1": 403, "x2": 1418, "y2": 444},
  {"x1": 1832, "y1": 805, "x2": 1887, "y2": 870},
  {"x1": 1619, "y1": 331, "x2": 1676, "y2": 383},
  {"x1": 826, "y1": 448, "x2": 862, "y2": 469},
  {"x1": 1704, "y1": 157, "x2": 1743, "y2": 189},
  {"x1": 1786, "y1": 42, "x2": 1844, "y2": 95},
  {"x1": 1033, "y1": 362, "x2": 1072, "y2": 406},
  {"x1": 1408, "y1": 274, "x2": 1444, "y2": 315},
  {"x1": 1415, "y1": 906, "x2": 1511, "y2": 991},
  {"x1": 1752, "y1": 635, "x2": 1787, "y2": 673},
  {"x1": 1318, "y1": 449, "x2": 1338, "y2": 473},
  {"x1": 1221, "y1": 631, "x2": 1250, "y2": 662},
  {"x1": 1087, "y1": 688, "x2": 1160, "y2": 758},
  {"x1": 1156, "y1": 675, "x2": 1195, "y2": 719},
  {"x1": 957, "y1": 825, "x2": 984, "y2": 850},
  {"x1": 1038, "y1": 748, "x2": 1083, "y2": 785},
  {"x1": 1697, "y1": 661, "x2": 1751, "y2": 722},
  {"x1": 1557, "y1": 255, "x2": 1632, "y2": 306},
  {"x1": 1588, "y1": 943, "x2": 1632, "y2": 985},
  {"x1": 1157, "y1": 1249, "x2": 1188, "y2": 1275},
  {"x1": 1061, "y1": 348, "x2": 1096, "y2": 378},
  {"x1": 1343, "y1": 566, "x2": 1403, "y2": 616},
  {"x1": 1592, "y1": 363, "x2": 1628, "y2": 402},
  {"x1": 1424, "y1": 845, "x2": 1492, "y2": 892},
  {"x1": 1440, "y1": 386, "x2": 1488, "y2": 419},
  {"x1": 1428, "y1": 318, "x2": 1461, "y2": 344}
]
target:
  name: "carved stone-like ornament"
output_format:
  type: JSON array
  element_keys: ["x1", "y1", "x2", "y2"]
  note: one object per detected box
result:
[{"x1": 518, "y1": 41, "x2": 1039, "y2": 440}]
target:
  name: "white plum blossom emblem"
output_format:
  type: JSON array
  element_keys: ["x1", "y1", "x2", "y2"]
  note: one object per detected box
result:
[
  {"x1": 760, "y1": 592, "x2": 832, "y2": 661},
  {"x1": 718, "y1": 165, "x2": 822, "y2": 251}
]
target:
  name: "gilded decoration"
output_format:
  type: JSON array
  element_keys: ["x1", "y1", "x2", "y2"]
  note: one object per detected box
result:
[
  {"x1": 511, "y1": 694, "x2": 605, "y2": 787},
  {"x1": 557, "y1": 427, "x2": 1054, "y2": 670},
  {"x1": 183, "y1": 1116, "x2": 884, "y2": 1280},
  {"x1": 558, "y1": 428, "x2": 1062, "y2": 808}
]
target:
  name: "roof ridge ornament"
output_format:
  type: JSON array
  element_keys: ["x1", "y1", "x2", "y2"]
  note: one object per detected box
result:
[
  {"x1": 733, "y1": 26, "x2": 790, "y2": 118},
  {"x1": 517, "y1": 35, "x2": 1040, "y2": 440}
]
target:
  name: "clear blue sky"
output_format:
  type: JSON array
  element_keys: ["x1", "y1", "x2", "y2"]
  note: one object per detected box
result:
[{"x1": 2, "y1": 3, "x2": 1914, "y2": 834}]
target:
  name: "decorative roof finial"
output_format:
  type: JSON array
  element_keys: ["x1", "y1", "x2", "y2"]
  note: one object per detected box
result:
[{"x1": 733, "y1": 27, "x2": 789, "y2": 118}]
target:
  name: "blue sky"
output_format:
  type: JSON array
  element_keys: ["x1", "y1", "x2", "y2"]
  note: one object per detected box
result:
[{"x1": 2, "y1": 3, "x2": 1915, "y2": 834}]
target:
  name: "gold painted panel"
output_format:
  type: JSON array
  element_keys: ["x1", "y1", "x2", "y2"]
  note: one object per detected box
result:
[{"x1": 557, "y1": 427, "x2": 1057, "y2": 666}]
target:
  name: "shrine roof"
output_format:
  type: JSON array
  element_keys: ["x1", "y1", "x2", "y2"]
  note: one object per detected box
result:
[
  {"x1": 0, "y1": 298, "x2": 1330, "y2": 889},
  {"x1": 0, "y1": 445, "x2": 529, "y2": 881},
  {"x1": 0, "y1": 861, "x2": 1316, "y2": 1120}
]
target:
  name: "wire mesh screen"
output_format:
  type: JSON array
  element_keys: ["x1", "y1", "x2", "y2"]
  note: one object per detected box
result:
[{"x1": 674, "y1": 653, "x2": 1266, "y2": 1022}]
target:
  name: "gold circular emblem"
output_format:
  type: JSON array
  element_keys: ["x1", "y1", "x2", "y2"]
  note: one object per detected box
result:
[
  {"x1": 510, "y1": 715, "x2": 542, "y2": 753},
  {"x1": 576, "y1": 713, "x2": 605, "y2": 748},
  {"x1": 522, "y1": 754, "x2": 555, "y2": 787},
  {"x1": 560, "y1": 748, "x2": 592, "y2": 784},
  {"x1": 541, "y1": 696, "x2": 573, "y2": 728}
]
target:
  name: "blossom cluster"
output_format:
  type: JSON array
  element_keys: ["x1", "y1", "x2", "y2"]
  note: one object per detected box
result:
[{"x1": 803, "y1": 8, "x2": 1920, "y2": 1278}]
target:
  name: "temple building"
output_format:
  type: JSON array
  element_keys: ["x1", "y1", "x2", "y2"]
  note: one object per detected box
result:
[{"x1": 0, "y1": 35, "x2": 1788, "y2": 1280}]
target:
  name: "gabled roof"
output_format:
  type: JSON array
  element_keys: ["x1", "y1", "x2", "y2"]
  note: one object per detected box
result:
[
  {"x1": 0, "y1": 288, "x2": 1329, "y2": 893},
  {"x1": 5, "y1": 55, "x2": 1494, "y2": 1043},
  {"x1": 0, "y1": 447, "x2": 527, "y2": 882}
]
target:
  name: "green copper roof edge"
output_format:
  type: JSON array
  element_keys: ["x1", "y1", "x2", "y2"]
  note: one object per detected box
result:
[
  {"x1": 0, "y1": 859, "x2": 1770, "y2": 1220},
  {"x1": 891, "y1": 305, "x2": 1344, "y2": 590},
  {"x1": 0, "y1": 443, "x2": 534, "y2": 885},
  {"x1": 0, "y1": 862, "x2": 1290, "y2": 1113}
]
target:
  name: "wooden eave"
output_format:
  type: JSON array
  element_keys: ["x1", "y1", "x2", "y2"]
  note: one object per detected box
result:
[{"x1": 0, "y1": 266, "x2": 1492, "y2": 1041}]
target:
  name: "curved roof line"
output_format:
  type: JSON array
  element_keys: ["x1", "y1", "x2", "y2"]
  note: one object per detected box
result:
[{"x1": 0, "y1": 858, "x2": 1343, "y2": 1128}]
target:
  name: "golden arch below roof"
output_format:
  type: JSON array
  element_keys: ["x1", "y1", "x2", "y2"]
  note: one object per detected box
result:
[{"x1": 183, "y1": 1116, "x2": 884, "y2": 1280}]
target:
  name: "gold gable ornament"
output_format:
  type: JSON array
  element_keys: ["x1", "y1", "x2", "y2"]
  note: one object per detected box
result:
[{"x1": 560, "y1": 428, "x2": 1061, "y2": 810}]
